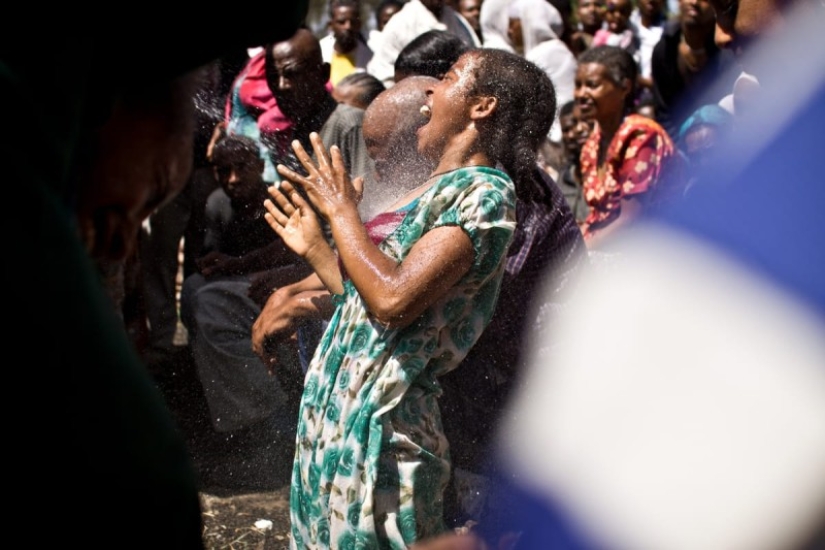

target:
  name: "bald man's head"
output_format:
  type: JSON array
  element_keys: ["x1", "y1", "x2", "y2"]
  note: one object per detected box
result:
[
  {"x1": 358, "y1": 76, "x2": 439, "y2": 218},
  {"x1": 363, "y1": 75, "x2": 438, "y2": 181}
]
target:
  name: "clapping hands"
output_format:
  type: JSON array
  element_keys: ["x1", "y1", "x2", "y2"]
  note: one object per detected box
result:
[{"x1": 274, "y1": 132, "x2": 363, "y2": 221}]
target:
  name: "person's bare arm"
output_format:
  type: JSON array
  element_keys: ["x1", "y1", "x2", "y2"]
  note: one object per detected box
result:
[
  {"x1": 251, "y1": 273, "x2": 331, "y2": 370},
  {"x1": 277, "y1": 134, "x2": 475, "y2": 329},
  {"x1": 264, "y1": 181, "x2": 344, "y2": 294}
]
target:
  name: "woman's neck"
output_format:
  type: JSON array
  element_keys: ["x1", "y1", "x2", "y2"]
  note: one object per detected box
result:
[
  {"x1": 598, "y1": 112, "x2": 624, "y2": 143},
  {"x1": 432, "y1": 133, "x2": 492, "y2": 175}
]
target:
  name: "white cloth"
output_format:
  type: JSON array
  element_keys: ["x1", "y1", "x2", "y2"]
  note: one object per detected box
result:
[
  {"x1": 718, "y1": 71, "x2": 760, "y2": 115},
  {"x1": 480, "y1": 0, "x2": 516, "y2": 52},
  {"x1": 527, "y1": 41, "x2": 577, "y2": 142},
  {"x1": 630, "y1": 9, "x2": 664, "y2": 80},
  {"x1": 319, "y1": 33, "x2": 374, "y2": 71},
  {"x1": 366, "y1": 0, "x2": 481, "y2": 87},
  {"x1": 512, "y1": 0, "x2": 576, "y2": 142},
  {"x1": 367, "y1": 28, "x2": 384, "y2": 53}
]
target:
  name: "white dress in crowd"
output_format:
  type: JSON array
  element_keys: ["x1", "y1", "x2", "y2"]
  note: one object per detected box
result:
[
  {"x1": 366, "y1": 0, "x2": 481, "y2": 87},
  {"x1": 630, "y1": 8, "x2": 665, "y2": 84},
  {"x1": 479, "y1": 0, "x2": 517, "y2": 52},
  {"x1": 510, "y1": 0, "x2": 577, "y2": 143}
]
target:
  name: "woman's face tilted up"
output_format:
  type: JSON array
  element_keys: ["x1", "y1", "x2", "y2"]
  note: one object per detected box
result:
[{"x1": 416, "y1": 52, "x2": 483, "y2": 162}]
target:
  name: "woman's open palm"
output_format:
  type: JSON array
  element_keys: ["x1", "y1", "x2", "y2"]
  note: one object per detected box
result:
[
  {"x1": 263, "y1": 181, "x2": 324, "y2": 259},
  {"x1": 276, "y1": 132, "x2": 361, "y2": 220}
]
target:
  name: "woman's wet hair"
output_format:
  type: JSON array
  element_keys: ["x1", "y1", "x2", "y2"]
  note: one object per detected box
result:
[
  {"x1": 466, "y1": 48, "x2": 557, "y2": 202},
  {"x1": 578, "y1": 45, "x2": 637, "y2": 111},
  {"x1": 395, "y1": 30, "x2": 471, "y2": 80}
]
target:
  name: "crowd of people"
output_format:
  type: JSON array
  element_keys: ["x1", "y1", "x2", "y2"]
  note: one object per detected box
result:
[{"x1": 34, "y1": 0, "x2": 824, "y2": 547}]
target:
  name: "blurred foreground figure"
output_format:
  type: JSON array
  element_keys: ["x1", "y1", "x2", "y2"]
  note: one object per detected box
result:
[
  {"x1": 412, "y1": 1, "x2": 825, "y2": 549},
  {"x1": 4, "y1": 8, "x2": 307, "y2": 548}
]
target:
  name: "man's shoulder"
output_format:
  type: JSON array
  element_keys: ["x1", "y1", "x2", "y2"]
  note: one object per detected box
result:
[{"x1": 321, "y1": 103, "x2": 366, "y2": 136}]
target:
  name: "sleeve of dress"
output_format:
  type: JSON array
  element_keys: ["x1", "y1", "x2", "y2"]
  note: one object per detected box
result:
[
  {"x1": 432, "y1": 174, "x2": 517, "y2": 283},
  {"x1": 618, "y1": 126, "x2": 673, "y2": 197}
]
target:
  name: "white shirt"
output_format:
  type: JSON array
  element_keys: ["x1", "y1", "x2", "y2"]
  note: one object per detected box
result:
[
  {"x1": 630, "y1": 9, "x2": 664, "y2": 80},
  {"x1": 366, "y1": 0, "x2": 481, "y2": 87}
]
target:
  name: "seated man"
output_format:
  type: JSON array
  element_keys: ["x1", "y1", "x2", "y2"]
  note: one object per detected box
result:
[
  {"x1": 180, "y1": 135, "x2": 306, "y2": 456},
  {"x1": 180, "y1": 28, "x2": 376, "y2": 490}
]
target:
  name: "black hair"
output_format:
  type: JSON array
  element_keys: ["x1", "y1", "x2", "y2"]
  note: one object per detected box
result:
[
  {"x1": 577, "y1": 45, "x2": 637, "y2": 112},
  {"x1": 210, "y1": 134, "x2": 262, "y2": 167},
  {"x1": 394, "y1": 30, "x2": 471, "y2": 80},
  {"x1": 375, "y1": 0, "x2": 405, "y2": 25},
  {"x1": 329, "y1": 0, "x2": 361, "y2": 18},
  {"x1": 336, "y1": 72, "x2": 386, "y2": 107},
  {"x1": 559, "y1": 100, "x2": 576, "y2": 119},
  {"x1": 467, "y1": 48, "x2": 557, "y2": 203}
]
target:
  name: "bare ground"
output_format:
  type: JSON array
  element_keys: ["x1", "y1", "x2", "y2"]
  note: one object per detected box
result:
[
  {"x1": 199, "y1": 489, "x2": 292, "y2": 550},
  {"x1": 150, "y1": 346, "x2": 297, "y2": 550}
]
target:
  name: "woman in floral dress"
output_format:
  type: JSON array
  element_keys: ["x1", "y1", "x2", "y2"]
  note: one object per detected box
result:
[
  {"x1": 575, "y1": 45, "x2": 684, "y2": 247},
  {"x1": 263, "y1": 48, "x2": 558, "y2": 549}
]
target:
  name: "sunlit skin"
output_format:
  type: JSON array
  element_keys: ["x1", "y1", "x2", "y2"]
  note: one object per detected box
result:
[
  {"x1": 329, "y1": 5, "x2": 362, "y2": 53},
  {"x1": 578, "y1": 0, "x2": 606, "y2": 33},
  {"x1": 574, "y1": 61, "x2": 632, "y2": 141},
  {"x1": 263, "y1": 51, "x2": 496, "y2": 328},
  {"x1": 251, "y1": 77, "x2": 437, "y2": 368},
  {"x1": 605, "y1": 0, "x2": 633, "y2": 33},
  {"x1": 415, "y1": 53, "x2": 492, "y2": 174},
  {"x1": 363, "y1": 76, "x2": 438, "y2": 184}
]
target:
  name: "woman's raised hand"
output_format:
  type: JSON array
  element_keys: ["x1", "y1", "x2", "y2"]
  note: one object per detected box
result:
[
  {"x1": 263, "y1": 180, "x2": 324, "y2": 259},
  {"x1": 276, "y1": 132, "x2": 360, "y2": 220}
]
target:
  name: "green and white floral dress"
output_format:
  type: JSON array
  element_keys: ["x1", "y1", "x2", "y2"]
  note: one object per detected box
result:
[{"x1": 290, "y1": 166, "x2": 516, "y2": 549}]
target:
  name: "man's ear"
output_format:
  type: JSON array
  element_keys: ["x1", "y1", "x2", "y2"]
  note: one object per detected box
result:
[{"x1": 470, "y1": 96, "x2": 498, "y2": 120}]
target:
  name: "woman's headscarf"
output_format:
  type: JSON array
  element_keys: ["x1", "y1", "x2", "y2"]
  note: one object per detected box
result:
[
  {"x1": 509, "y1": 0, "x2": 576, "y2": 142},
  {"x1": 480, "y1": 0, "x2": 517, "y2": 52},
  {"x1": 678, "y1": 104, "x2": 733, "y2": 144},
  {"x1": 508, "y1": 0, "x2": 565, "y2": 53}
]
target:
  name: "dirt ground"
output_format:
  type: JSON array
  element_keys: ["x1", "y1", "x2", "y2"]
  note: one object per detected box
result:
[
  {"x1": 151, "y1": 346, "x2": 297, "y2": 550},
  {"x1": 199, "y1": 489, "x2": 292, "y2": 550}
]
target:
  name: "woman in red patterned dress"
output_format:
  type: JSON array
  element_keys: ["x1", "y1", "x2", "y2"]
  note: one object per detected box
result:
[{"x1": 574, "y1": 45, "x2": 682, "y2": 247}]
